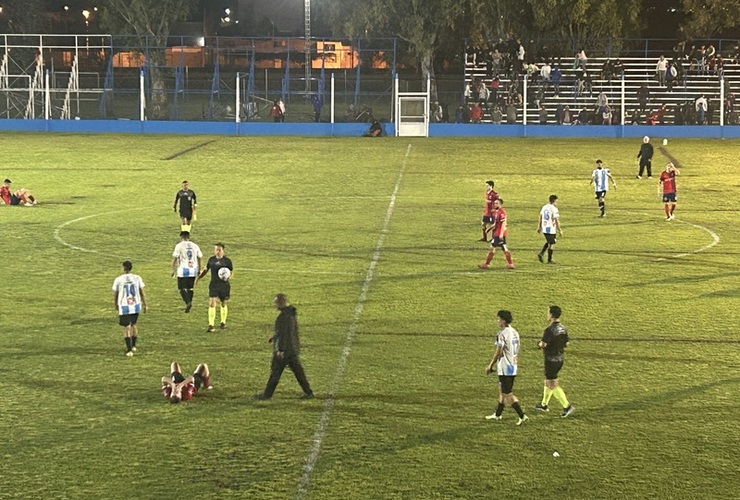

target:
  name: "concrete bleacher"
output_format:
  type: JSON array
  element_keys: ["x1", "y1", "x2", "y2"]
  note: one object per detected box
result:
[{"x1": 464, "y1": 56, "x2": 740, "y2": 125}]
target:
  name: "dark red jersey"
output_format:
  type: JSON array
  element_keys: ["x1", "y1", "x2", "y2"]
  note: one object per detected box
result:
[
  {"x1": 491, "y1": 208, "x2": 508, "y2": 238},
  {"x1": 162, "y1": 382, "x2": 196, "y2": 401},
  {"x1": 0, "y1": 185, "x2": 10, "y2": 205},
  {"x1": 660, "y1": 171, "x2": 677, "y2": 194},
  {"x1": 484, "y1": 189, "x2": 499, "y2": 216}
]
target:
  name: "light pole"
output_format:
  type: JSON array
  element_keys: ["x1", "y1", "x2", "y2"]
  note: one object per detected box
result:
[{"x1": 304, "y1": 0, "x2": 311, "y2": 91}]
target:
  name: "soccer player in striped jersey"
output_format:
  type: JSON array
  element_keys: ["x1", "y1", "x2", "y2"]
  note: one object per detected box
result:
[
  {"x1": 171, "y1": 231, "x2": 203, "y2": 313},
  {"x1": 485, "y1": 310, "x2": 529, "y2": 425},
  {"x1": 112, "y1": 261, "x2": 147, "y2": 356},
  {"x1": 589, "y1": 159, "x2": 617, "y2": 217},
  {"x1": 537, "y1": 194, "x2": 562, "y2": 264},
  {"x1": 480, "y1": 180, "x2": 499, "y2": 241},
  {"x1": 659, "y1": 162, "x2": 680, "y2": 220},
  {"x1": 478, "y1": 198, "x2": 514, "y2": 269}
]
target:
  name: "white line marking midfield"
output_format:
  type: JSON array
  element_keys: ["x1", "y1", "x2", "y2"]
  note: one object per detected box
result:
[{"x1": 296, "y1": 144, "x2": 412, "y2": 499}]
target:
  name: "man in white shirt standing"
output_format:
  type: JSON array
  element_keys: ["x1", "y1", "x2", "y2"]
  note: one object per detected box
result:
[
  {"x1": 485, "y1": 310, "x2": 529, "y2": 425},
  {"x1": 171, "y1": 231, "x2": 203, "y2": 313},
  {"x1": 656, "y1": 55, "x2": 668, "y2": 87},
  {"x1": 590, "y1": 160, "x2": 617, "y2": 218},
  {"x1": 112, "y1": 261, "x2": 147, "y2": 356},
  {"x1": 537, "y1": 194, "x2": 563, "y2": 264}
]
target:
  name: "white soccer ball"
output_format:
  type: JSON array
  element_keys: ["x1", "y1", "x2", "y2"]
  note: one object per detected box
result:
[
  {"x1": 553, "y1": 451, "x2": 560, "y2": 457},
  {"x1": 662, "y1": 139, "x2": 668, "y2": 146},
  {"x1": 218, "y1": 267, "x2": 231, "y2": 281}
]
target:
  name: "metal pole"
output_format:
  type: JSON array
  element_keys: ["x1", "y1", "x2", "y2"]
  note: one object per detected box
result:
[
  {"x1": 720, "y1": 77, "x2": 725, "y2": 127},
  {"x1": 140, "y1": 68, "x2": 145, "y2": 121},
  {"x1": 330, "y1": 72, "x2": 335, "y2": 124},
  {"x1": 394, "y1": 73, "x2": 399, "y2": 136},
  {"x1": 621, "y1": 75, "x2": 625, "y2": 126},
  {"x1": 523, "y1": 76, "x2": 528, "y2": 126},
  {"x1": 44, "y1": 70, "x2": 50, "y2": 120},
  {"x1": 235, "y1": 72, "x2": 241, "y2": 123}
]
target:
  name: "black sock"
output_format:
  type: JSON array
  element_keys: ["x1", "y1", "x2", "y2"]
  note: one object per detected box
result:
[
  {"x1": 540, "y1": 243, "x2": 549, "y2": 254},
  {"x1": 125, "y1": 337, "x2": 132, "y2": 351},
  {"x1": 179, "y1": 289, "x2": 189, "y2": 304},
  {"x1": 188, "y1": 290, "x2": 194, "y2": 304},
  {"x1": 600, "y1": 203, "x2": 605, "y2": 215},
  {"x1": 131, "y1": 336, "x2": 137, "y2": 348},
  {"x1": 495, "y1": 402, "x2": 505, "y2": 416},
  {"x1": 511, "y1": 401, "x2": 525, "y2": 419},
  {"x1": 547, "y1": 249, "x2": 554, "y2": 262}
]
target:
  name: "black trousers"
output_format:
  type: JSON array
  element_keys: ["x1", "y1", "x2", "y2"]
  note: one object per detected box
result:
[{"x1": 263, "y1": 353, "x2": 312, "y2": 397}]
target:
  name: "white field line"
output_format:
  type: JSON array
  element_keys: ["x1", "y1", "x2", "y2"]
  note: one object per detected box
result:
[
  {"x1": 53, "y1": 213, "x2": 107, "y2": 253},
  {"x1": 296, "y1": 144, "x2": 412, "y2": 499},
  {"x1": 233, "y1": 267, "x2": 359, "y2": 276},
  {"x1": 661, "y1": 218, "x2": 720, "y2": 260}
]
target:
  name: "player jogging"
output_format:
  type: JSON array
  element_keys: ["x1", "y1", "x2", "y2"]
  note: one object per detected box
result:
[
  {"x1": 637, "y1": 136, "x2": 654, "y2": 179},
  {"x1": 196, "y1": 243, "x2": 233, "y2": 332},
  {"x1": 173, "y1": 180, "x2": 197, "y2": 232},
  {"x1": 171, "y1": 231, "x2": 203, "y2": 313},
  {"x1": 590, "y1": 160, "x2": 617, "y2": 217},
  {"x1": 161, "y1": 362, "x2": 213, "y2": 404},
  {"x1": 537, "y1": 194, "x2": 562, "y2": 264},
  {"x1": 534, "y1": 305, "x2": 575, "y2": 418},
  {"x1": 112, "y1": 261, "x2": 147, "y2": 356},
  {"x1": 485, "y1": 310, "x2": 529, "y2": 425},
  {"x1": 659, "y1": 162, "x2": 680, "y2": 220},
  {"x1": 480, "y1": 180, "x2": 499, "y2": 241},
  {"x1": 478, "y1": 198, "x2": 514, "y2": 269}
]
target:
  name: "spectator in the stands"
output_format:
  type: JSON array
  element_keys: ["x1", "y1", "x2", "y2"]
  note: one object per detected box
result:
[
  {"x1": 454, "y1": 104, "x2": 465, "y2": 124},
  {"x1": 666, "y1": 61, "x2": 677, "y2": 92},
  {"x1": 637, "y1": 84, "x2": 650, "y2": 113},
  {"x1": 491, "y1": 49, "x2": 503, "y2": 76},
  {"x1": 551, "y1": 64, "x2": 562, "y2": 97},
  {"x1": 597, "y1": 91, "x2": 609, "y2": 116},
  {"x1": 561, "y1": 105, "x2": 573, "y2": 125},
  {"x1": 647, "y1": 103, "x2": 667, "y2": 125},
  {"x1": 464, "y1": 82, "x2": 473, "y2": 104},
  {"x1": 491, "y1": 105, "x2": 503, "y2": 124},
  {"x1": 506, "y1": 102, "x2": 517, "y2": 124},
  {"x1": 612, "y1": 59, "x2": 625, "y2": 79},
  {"x1": 539, "y1": 104, "x2": 549, "y2": 124},
  {"x1": 489, "y1": 76, "x2": 501, "y2": 105},
  {"x1": 470, "y1": 102, "x2": 483, "y2": 124},
  {"x1": 516, "y1": 41, "x2": 526, "y2": 72},
  {"x1": 478, "y1": 83, "x2": 490, "y2": 104},
  {"x1": 601, "y1": 59, "x2": 613, "y2": 81},
  {"x1": 540, "y1": 61, "x2": 552, "y2": 88},
  {"x1": 575, "y1": 49, "x2": 587, "y2": 70},
  {"x1": 656, "y1": 56, "x2": 668, "y2": 87},
  {"x1": 695, "y1": 95, "x2": 708, "y2": 124}
]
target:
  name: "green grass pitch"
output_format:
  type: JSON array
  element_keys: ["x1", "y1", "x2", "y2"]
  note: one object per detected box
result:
[{"x1": 1, "y1": 133, "x2": 739, "y2": 499}]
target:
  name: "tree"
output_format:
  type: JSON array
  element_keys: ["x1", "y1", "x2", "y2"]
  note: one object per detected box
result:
[
  {"x1": 680, "y1": 0, "x2": 740, "y2": 37},
  {"x1": 0, "y1": 0, "x2": 52, "y2": 34},
  {"x1": 326, "y1": 0, "x2": 467, "y2": 99},
  {"x1": 99, "y1": 0, "x2": 198, "y2": 119}
]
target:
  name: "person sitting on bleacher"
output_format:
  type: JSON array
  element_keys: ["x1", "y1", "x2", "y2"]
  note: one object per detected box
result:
[
  {"x1": 551, "y1": 65, "x2": 562, "y2": 97},
  {"x1": 612, "y1": 59, "x2": 625, "y2": 79},
  {"x1": 601, "y1": 60, "x2": 613, "y2": 81}
]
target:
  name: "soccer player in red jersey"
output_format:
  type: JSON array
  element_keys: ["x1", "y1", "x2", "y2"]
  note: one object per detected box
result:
[
  {"x1": 1, "y1": 179, "x2": 37, "y2": 206},
  {"x1": 480, "y1": 180, "x2": 499, "y2": 241},
  {"x1": 478, "y1": 198, "x2": 515, "y2": 269},
  {"x1": 658, "y1": 162, "x2": 680, "y2": 220},
  {"x1": 161, "y1": 362, "x2": 212, "y2": 403}
]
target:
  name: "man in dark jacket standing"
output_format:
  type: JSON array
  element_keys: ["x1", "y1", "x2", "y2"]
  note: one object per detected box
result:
[
  {"x1": 255, "y1": 294, "x2": 314, "y2": 400},
  {"x1": 637, "y1": 135, "x2": 654, "y2": 179}
]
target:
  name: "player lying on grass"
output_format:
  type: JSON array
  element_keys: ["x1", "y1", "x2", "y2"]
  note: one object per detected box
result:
[
  {"x1": 161, "y1": 362, "x2": 212, "y2": 404},
  {"x1": 0, "y1": 179, "x2": 37, "y2": 206}
]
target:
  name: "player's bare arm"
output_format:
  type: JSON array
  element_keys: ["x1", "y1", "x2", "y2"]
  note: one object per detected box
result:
[
  {"x1": 113, "y1": 291, "x2": 118, "y2": 311},
  {"x1": 486, "y1": 346, "x2": 503, "y2": 374},
  {"x1": 139, "y1": 288, "x2": 148, "y2": 313},
  {"x1": 170, "y1": 257, "x2": 179, "y2": 277}
]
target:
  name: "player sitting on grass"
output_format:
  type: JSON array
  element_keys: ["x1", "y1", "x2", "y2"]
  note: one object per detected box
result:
[
  {"x1": 161, "y1": 362, "x2": 212, "y2": 404},
  {"x1": 0, "y1": 179, "x2": 37, "y2": 206}
]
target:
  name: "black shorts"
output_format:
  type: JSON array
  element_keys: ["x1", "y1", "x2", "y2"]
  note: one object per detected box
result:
[
  {"x1": 179, "y1": 209, "x2": 193, "y2": 221},
  {"x1": 544, "y1": 360, "x2": 564, "y2": 380},
  {"x1": 192, "y1": 372, "x2": 206, "y2": 390},
  {"x1": 498, "y1": 375, "x2": 516, "y2": 394},
  {"x1": 491, "y1": 236, "x2": 507, "y2": 248},
  {"x1": 118, "y1": 313, "x2": 139, "y2": 327},
  {"x1": 595, "y1": 191, "x2": 606, "y2": 199},
  {"x1": 544, "y1": 233, "x2": 557, "y2": 245},
  {"x1": 482, "y1": 215, "x2": 493, "y2": 224},
  {"x1": 177, "y1": 277, "x2": 196, "y2": 290},
  {"x1": 209, "y1": 282, "x2": 230, "y2": 301},
  {"x1": 9, "y1": 195, "x2": 21, "y2": 206},
  {"x1": 170, "y1": 371, "x2": 185, "y2": 384},
  {"x1": 662, "y1": 193, "x2": 677, "y2": 203}
]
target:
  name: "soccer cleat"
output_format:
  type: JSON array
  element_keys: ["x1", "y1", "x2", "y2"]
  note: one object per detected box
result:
[
  {"x1": 477, "y1": 263, "x2": 490, "y2": 269},
  {"x1": 537, "y1": 253, "x2": 544, "y2": 263},
  {"x1": 647, "y1": 176, "x2": 653, "y2": 179},
  {"x1": 547, "y1": 261, "x2": 556, "y2": 265},
  {"x1": 666, "y1": 216, "x2": 672, "y2": 221},
  {"x1": 219, "y1": 322, "x2": 227, "y2": 330},
  {"x1": 506, "y1": 264, "x2": 515, "y2": 269},
  {"x1": 534, "y1": 403, "x2": 549, "y2": 412},
  {"x1": 516, "y1": 415, "x2": 530, "y2": 426},
  {"x1": 561, "y1": 405, "x2": 576, "y2": 418},
  {"x1": 207, "y1": 325, "x2": 216, "y2": 333},
  {"x1": 636, "y1": 175, "x2": 642, "y2": 179},
  {"x1": 479, "y1": 237, "x2": 488, "y2": 242},
  {"x1": 253, "y1": 394, "x2": 270, "y2": 401},
  {"x1": 125, "y1": 351, "x2": 134, "y2": 357},
  {"x1": 131, "y1": 346, "x2": 138, "y2": 353},
  {"x1": 184, "y1": 303, "x2": 192, "y2": 313},
  {"x1": 485, "y1": 414, "x2": 503, "y2": 421},
  {"x1": 300, "y1": 393, "x2": 315, "y2": 400}
]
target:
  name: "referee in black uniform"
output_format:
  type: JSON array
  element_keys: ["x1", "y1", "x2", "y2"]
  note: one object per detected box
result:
[
  {"x1": 534, "y1": 305, "x2": 575, "y2": 418},
  {"x1": 196, "y1": 243, "x2": 233, "y2": 333},
  {"x1": 173, "y1": 180, "x2": 197, "y2": 232}
]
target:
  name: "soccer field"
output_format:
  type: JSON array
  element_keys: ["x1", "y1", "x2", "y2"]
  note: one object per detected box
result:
[{"x1": 1, "y1": 133, "x2": 738, "y2": 499}]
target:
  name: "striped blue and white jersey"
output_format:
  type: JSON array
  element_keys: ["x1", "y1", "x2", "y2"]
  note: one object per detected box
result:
[
  {"x1": 592, "y1": 167, "x2": 611, "y2": 192},
  {"x1": 540, "y1": 204, "x2": 560, "y2": 234},
  {"x1": 495, "y1": 326, "x2": 520, "y2": 376},
  {"x1": 172, "y1": 240, "x2": 203, "y2": 278},
  {"x1": 112, "y1": 273, "x2": 145, "y2": 315}
]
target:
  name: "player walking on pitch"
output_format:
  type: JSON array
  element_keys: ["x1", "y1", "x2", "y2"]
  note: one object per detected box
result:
[
  {"x1": 590, "y1": 160, "x2": 617, "y2": 217},
  {"x1": 112, "y1": 261, "x2": 147, "y2": 356},
  {"x1": 659, "y1": 162, "x2": 680, "y2": 220},
  {"x1": 171, "y1": 231, "x2": 203, "y2": 313},
  {"x1": 534, "y1": 305, "x2": 575, "y2": 418},
  {"x1": 485, "y1": 310, "x2": 529, "y2": 425},
  {"x1": 173, "y1": 180, "x2": 197, "y2": 232},
  {"x1": 478, "y1": 198, "x2": 514, "y2": 269},
  {"x1": 537, "y1": 195, "x2": 562, "y2": 264}
]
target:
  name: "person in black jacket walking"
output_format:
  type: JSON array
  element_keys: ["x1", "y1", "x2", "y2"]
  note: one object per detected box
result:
[
  {"x1": 637, "y1": 136, "x2": 654, "y2": 179},
  {"x1": 255, "y1": 294, "x2": 314, "y2": 400}
]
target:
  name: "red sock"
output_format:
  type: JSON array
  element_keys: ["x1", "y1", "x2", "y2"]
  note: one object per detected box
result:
[
  {"x1": 485, "y1": 251, "x2": 494, "y2": 265},
  {"x1": 670, "y1": 205, "x2": 676, "y2": 215},
  {"x1": 504, "y1": 251, "x2": 513, "y2": 265},
  {"x1": 664, "y1": 205, "x2": 670, "y2": 217}
]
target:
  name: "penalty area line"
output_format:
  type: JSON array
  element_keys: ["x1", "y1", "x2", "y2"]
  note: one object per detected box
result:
[
  {"x1": 659, "y1": 219, "x2": 720, "y2": 260},
  {"x1": 296, "y1": 144, "x2": 412, "y2": 499}
]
